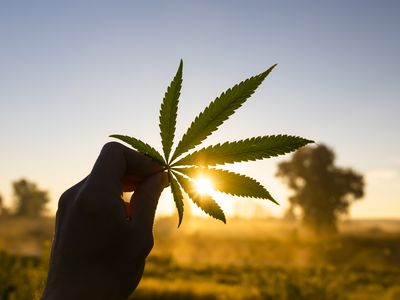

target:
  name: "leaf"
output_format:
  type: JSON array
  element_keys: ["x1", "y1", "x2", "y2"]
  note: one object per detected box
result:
[
  {"x1": 110, "y1": 134, "x2": 165, "y2": 164},
  {"x1": 173, "y1": 171, "x2": 226, "y2": 223},
  {"x1": 111, "y1": 61, "x2": 313, "y2": 225},
  {"x1": 175, "y1": 167, "x2": 278, "y2": 204},
  {"x1": 174, "y1": 135, "x2": 313, "y2": 167},
  {"x1": 159, "y1": 60, "x2": 183, "y2": 162},
  {"x1": 170, "y1": 64, "x2": 277, "y2": 162},
  {"x1": 168, "y1": 171, "x2": 184, "y2": 227}
]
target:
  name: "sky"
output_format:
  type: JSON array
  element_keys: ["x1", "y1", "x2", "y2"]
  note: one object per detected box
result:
[{"x1": 0, "y1": 0, "x2": 399, "y2": 219}]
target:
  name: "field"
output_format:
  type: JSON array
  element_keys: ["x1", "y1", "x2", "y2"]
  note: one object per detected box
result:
[{"x1": 1, "y1": 216, "x2": 400, "y2": 300}]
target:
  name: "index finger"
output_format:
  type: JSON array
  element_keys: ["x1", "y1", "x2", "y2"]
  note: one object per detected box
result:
[{"x1": 87, "y1": 142, "x2": 163, "y2": 195}]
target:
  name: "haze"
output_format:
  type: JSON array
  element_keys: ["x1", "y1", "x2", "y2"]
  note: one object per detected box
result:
[{"x1": 0, "y1": 1, "x2": 399, "y2": 219}]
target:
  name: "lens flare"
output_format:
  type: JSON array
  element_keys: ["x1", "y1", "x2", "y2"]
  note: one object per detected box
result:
[{"x1": 195, "y1": 176, "x2": 214, "y2": 195}]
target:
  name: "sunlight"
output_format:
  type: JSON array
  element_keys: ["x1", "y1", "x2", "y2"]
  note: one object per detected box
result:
[{"x1": 195, "y1": 176, "x2": 214, "y2": 195}]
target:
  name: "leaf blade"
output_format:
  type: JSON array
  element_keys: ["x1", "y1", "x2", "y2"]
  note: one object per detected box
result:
[
  {"x1": 170, "y1": 64, "x2": 277, "y2": 162},
  {"x1": 173, "y1": 171, "x2": 226, "y2": 223},
  {"x1": 176, "y1": 167, "x2": 278, "y2": 204},
  {"x1": 168, "y1": 171, "x2": 184, "y2": 227},
  {"x1": 175, "y1": 135, "x2": 313, "y2": 167},
  {"x1": 159, "y1": 60, "x2": 183, "y2": 162},
  {"x1": 110, "y1": 134, "x2": 165, "y2": 165}
]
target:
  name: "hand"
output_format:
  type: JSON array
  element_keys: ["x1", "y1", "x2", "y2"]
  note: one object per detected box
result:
[{"x1": 41, "y1": 142, "x2": 168, "y2": 300}]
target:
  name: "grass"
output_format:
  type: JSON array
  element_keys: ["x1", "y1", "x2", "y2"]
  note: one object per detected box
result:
[{"x1": 1, "y1": 216, "x2": 400, "y2": 300}]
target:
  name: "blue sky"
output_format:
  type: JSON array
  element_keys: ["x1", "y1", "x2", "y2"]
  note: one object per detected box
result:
[{"x1": 1, "y1": 1, "x2": 399, "y2": 218}]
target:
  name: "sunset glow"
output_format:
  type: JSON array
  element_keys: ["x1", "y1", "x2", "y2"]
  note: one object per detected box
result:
[
  {"x1": 194, "y1": 177, "x2": 214, "y2": 195},
  {"x1": 0, "y1": 1, "x2": 398, "y2": 219}
]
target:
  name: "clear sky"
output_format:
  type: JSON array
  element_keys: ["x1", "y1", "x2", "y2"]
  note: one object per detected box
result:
[{"x1": 1, "y1": 1, "x2": 399, "y2": 219}]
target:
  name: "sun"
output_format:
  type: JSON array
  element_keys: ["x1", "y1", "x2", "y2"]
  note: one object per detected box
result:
[{"x1": 195, "y1": 176, "x2": 214, "y2": 195}]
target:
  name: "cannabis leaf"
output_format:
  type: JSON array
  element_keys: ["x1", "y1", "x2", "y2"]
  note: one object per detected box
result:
[
  {"x1": 176, "y1": 167, "x2": 277, "y2": 204},
  {"x1": 111, "y1": 60, "x2": 313, "y2": 226},
  {"x1": 168, "y1": 172, "x2": 185, "y2": 226},
  {"x1": 174, "y1": 135, "x2": 311, "y2": 167},
  {"x1": 170, "y1": 64, "x2": 276, "y2": 162},
  {"x1": 159, "y1": 59, "x2": 183, "y2": 162},
  {"x1": 173, "y1": 171, "x2": 226, "y2": 223},
  {"x1": 109, "y1": 134, "x2": 165, "y2": 164}
]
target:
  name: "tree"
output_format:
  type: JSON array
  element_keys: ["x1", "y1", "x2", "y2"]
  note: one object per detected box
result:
[
  {"x1": 0, "y1": 193, "x2": 8, "y2": 216},
  {"x1": 13, "y1": 179, "x2": 49, "y2": 218},
  {"x1": 276, "y1": 144, "x2": 364, "y2": 234}
]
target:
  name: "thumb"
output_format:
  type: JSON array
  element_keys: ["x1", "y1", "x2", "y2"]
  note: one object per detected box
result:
[{"x1": 130, "y1": 171, "x2": 168, "y2": 231}]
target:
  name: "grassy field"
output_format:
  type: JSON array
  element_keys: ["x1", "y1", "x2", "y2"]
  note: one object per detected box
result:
[{"x1": 1, "y1": 216, "x2": 400, "y2": 300}]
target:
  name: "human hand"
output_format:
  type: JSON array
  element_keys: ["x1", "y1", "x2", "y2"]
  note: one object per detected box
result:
[{"x1": 41, "y1": 142, "x2": 168, "y2": 300}]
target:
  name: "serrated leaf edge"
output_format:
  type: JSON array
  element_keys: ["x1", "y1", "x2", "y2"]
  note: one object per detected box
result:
[
  {"x1": 173, "y1": 135, "x2": 313, "y2": 167},
  {"x1": 110, "y1": 134, "x2": 166, "y2": 165},
  {"x1": 170, "y1": 64, "x2": 277, "y2": 163},
  {"x1": 174, "y1": 166, "x2": 278, "y2": 204},
  {"x1": 168, "y1": 171, "x2": 184, "y2": 227},
  {"x1": 173, "y1": 170, "x2": 226, "y2": 223},
  {"x1": 159, "y1": 60, "x2": 183, "y2": 162}
]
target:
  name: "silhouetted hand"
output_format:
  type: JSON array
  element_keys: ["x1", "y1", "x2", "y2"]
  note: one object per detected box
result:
[{"x1": 41, "y1": 142, "x2": 168, "y2": 300}]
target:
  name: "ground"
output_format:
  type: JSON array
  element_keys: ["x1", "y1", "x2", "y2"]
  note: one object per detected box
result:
[{"x1": 1, "y1": 216, "x2": 400, "y2": 300}]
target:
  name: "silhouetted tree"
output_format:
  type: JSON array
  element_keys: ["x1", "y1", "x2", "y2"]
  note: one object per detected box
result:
[
  {"x1": 282, "y1": 206, "x2": 297, "y2": 223},
  {"x1": 13, "y1": 179, "x2": 49, "y2": 218},
  {"x1": 0, "y1": 193, "x2": 7, "y2": 216},
  {"x1": 276, "y1": 144, "x2": 364, "y2": 234}
]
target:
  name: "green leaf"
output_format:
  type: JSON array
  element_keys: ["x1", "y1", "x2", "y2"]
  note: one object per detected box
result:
[
  {"x1": 175, "y1": 167, "x2": 278, "y2": 204},
  {"x1": 168, "y1": 171, "x2": 184, "y2": 227},
  {"x1": 111, "y1": 61, "x2": 314, "y2": 224},
  {"x1": 174, "y1": 135, "x2": 313, "y2": 167},
  {"x1": 110, "y1": 134, "x2": 165, "y2": 165},
  {"x1": 159, "y1": 60, "x2": 183, "y2": 162},
  {"x1": 173, "y1": 171, "x2": 226, "y2": 223},
  {"x1": 170, "y1": 64, "x2": 277, "y2": 162}
]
